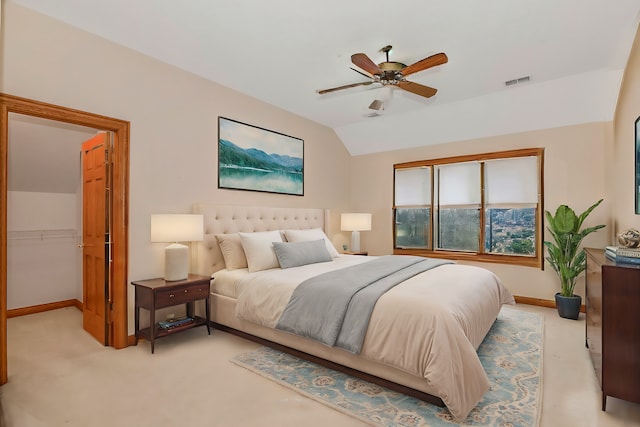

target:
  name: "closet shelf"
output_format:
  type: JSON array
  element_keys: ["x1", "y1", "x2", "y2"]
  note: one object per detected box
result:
[{"x1": 7, "y1": 229, "x2": 77, "y2": 241}]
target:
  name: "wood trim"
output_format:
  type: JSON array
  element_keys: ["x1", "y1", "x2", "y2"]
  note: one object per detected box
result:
[
  {"x1": 394, "y1": 147, "x2": 545, "y2": 169},
  {"x1": 213, "y1": 322, "x2": 446, "y2": 408},
  {"x1": 514, "y1": 295, "x2": 586, "y2": 313},
  {"x1": 0, "y1": 93, "x2": 130, "y2": 385},
  {"x1": 127, "y1": 334, "x2": 138, "y2": 346},
  {"x1": 514, "y1": 295, "x2": 555, "y2": 308},
  {"x1": 394, "y1": 248, "x2": 542, "y2": 268},
  {"x1": 0, "y1": 102, "x2": 7, "y2": 385},
  {"x1": 6, "y1": 299, "x2": 82, "y2": 318}
]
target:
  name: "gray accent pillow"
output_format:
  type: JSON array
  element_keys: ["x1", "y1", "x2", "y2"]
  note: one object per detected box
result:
[{"x1": 273, "y1": 239, "x2": 332, "y2": 269}]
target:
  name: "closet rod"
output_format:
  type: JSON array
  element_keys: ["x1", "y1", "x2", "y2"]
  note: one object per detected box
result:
[{"x1": 7, "y1": 229, "x2": 78, "y2": 241}]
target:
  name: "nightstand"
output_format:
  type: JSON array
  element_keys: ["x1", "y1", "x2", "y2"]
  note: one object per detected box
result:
[
  {"x1": 344, "y1": 251, "x2": 368, "y2": 256},
  {"x1": 132, "y1": 274, "x2": 211, "y2": 353}
]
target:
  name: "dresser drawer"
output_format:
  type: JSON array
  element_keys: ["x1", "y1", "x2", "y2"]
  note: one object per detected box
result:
[{"x1": 155, "y1": 282, "x2": 210, "y2": 308}]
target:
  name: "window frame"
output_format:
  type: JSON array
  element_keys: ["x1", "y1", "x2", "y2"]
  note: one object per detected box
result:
[{"x1": 393, "y1": 148, "x2": 544, "y2": 268}]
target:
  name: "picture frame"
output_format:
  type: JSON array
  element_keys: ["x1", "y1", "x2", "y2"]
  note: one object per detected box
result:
[
  {"x1": 218, "y1": 117, "x2": 304, "y2": 196},
  {"x1": 636, "y1": 116, "x2": 640, "y2": 214}
]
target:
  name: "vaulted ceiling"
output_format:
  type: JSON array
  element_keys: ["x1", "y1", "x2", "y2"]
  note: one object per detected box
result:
[{"x1": 8, "y1": 0, "x2": 640, "y2": 158}]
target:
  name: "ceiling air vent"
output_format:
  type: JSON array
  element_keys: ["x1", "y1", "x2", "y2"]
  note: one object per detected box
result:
[{"x1": 505, "y1": 76, "x2": 531, "y2": 86}]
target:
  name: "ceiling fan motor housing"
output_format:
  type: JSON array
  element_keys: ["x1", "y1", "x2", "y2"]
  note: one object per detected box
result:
[{"x1": 378, "y1": 62, "x2": 406, "y2": 84}]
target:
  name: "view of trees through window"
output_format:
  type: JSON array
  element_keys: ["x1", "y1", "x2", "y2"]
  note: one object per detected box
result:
[
  {"x1": 396, "y1": 207, "x2": 537, "y2": 256},
  {"x1": 394, "y1": 148, "x2": 543, "y2": 267},
  {"x1": 484, "y1": 207, "x2": 536, "y2": 255},
  {"x1": 395, "y1": 208, "x2": 430, "y2": 248},
  {"x1": 437, "y1": 208, "x2": 480, "y2": 251}
]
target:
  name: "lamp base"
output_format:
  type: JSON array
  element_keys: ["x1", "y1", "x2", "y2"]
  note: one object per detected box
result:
[
  {"x1": 165, "y1": 243, "x2": 189, "y2": 281},
  {"x1": 350, "y1": 231, "x2": 361, "y2": 253}
]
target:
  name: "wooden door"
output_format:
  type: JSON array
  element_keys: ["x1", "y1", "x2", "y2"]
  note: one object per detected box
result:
[
  {"x1": 81, "y1": 132, "x2": 111, "y2": 345},
  {"x1": 1, "y1": 93, "x2": 131, "y2": 386}
]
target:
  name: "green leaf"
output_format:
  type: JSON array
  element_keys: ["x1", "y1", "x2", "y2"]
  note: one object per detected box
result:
[
  {"x1": 576, "y1": 199, "x2": 604, "y2": 230},
  {"x1": 552, "y1": 205, "x2": 579, "y2": 233}
]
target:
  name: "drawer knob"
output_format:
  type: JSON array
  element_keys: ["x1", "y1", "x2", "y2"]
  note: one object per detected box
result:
[
  {"x1": 184, "y1": 289, "x2": 188, "y2": 293},
  {"x1": 169, "y1": 294, "x2": 175, "y2": 298}
]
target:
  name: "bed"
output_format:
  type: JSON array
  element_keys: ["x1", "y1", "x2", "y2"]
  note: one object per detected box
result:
[{"x1": 192, "y1": 204, "x2": 515, "y2": 420}]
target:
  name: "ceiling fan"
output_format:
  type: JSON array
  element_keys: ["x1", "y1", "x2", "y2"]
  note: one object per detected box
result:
[{"x1": 317, "y1": 45, "x2": 448, "y2": 99}]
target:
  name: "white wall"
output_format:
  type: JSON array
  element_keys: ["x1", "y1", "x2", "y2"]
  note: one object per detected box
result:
[
  {"x1": 7, "y1": 191, "x2": 80, "y2": 309},
  {"x1": 7, "y1": 191, "x2": 77, "y2": 231}
]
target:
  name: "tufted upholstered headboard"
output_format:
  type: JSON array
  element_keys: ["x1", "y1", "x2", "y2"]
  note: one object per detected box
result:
[{"x1": 192, "y1": 203, "x2": 328, "y2": 276}]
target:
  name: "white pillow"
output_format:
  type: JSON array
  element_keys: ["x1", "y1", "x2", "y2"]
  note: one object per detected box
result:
[
  {"x1": 238, "y1": 231, "x2": 284, "y2": 272},
  {"x1": 215, "y1": 233, "x2": 248, "y2": 270},
  {"x1": 283, "y1": 228, "x2": 340, "y2": 258}
]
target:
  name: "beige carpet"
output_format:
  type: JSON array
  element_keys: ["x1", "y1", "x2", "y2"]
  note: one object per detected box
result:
[{"x1": 1, "y1": 305, "x2": 639, "y2": 426}]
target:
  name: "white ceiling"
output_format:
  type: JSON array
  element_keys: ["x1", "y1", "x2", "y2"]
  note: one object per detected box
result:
[{"x1": 7, "y1": 0, "x2": 640, "y2": 157}]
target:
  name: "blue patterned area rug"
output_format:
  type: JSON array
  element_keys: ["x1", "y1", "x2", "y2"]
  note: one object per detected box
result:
[{"x1": 231, "y1": 306, "x2": 543, "y2": 427}]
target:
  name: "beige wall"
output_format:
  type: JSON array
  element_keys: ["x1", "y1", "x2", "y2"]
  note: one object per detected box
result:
[
  {"x1": 2, "y1": 2, "x2": 639, "y2": 310},
  {"x1": 351, "y1": 123, "x2": 612, "y2": 301},
  {"x1": 612, "y1": 24, "x2": 640, "y2": 236},
  {"x1": 350, "y1": 21, "x2": 640, "y2": 302},
  {"x1": 1, "y1": 3, "x2": 352, "y2": 328}
]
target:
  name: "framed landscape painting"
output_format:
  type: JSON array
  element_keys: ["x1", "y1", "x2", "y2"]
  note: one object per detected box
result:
[{"x1": 218, "y1": 117, "x2": 304, "y2": 196}]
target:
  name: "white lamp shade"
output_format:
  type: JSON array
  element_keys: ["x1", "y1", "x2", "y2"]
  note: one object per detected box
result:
[
  {"x1": 151, "y1": 214, "x2": 204, "y2": 243},
  {"x1": 341, "y1": 213, "x2": 372, "y2": 253},
  {"x1": 341, "y1": 213, "x2": 372, "y2": 231}
]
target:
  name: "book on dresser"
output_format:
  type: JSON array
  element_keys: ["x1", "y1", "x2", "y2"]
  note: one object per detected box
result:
[{"x1": 604, "y1": 246, "x2": 640, "y2": 265}]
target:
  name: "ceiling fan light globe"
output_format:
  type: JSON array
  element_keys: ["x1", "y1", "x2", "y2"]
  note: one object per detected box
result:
[{"x1": 368, "y1": 100, "x2": 384, "y2": 110}]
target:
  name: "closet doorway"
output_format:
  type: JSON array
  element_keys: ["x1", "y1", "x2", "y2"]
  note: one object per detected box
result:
[{"x1": 0, "y1": 93, "x2": 130, "y2": 385}]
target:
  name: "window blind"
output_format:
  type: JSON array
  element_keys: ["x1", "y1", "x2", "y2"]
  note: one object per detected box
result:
[
  {"x1": 436, "y1": 162, "x2": 481, "y2": 205},
  {"x1": 485, "y1": 156, "x2": 538, "y2": 204},
  {"x1": 395, "y1": 167, "x2": 431, "y2": 206}
]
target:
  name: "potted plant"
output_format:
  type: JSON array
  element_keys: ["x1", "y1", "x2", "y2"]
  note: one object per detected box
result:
[{"x1": 544, "y1": 199, "x2": 605, "y2": 319}]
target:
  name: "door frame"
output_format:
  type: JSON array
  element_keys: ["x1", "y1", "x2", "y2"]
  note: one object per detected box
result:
[{"x1": 0, "y1": 93, "x2": 130, "y2": 384}]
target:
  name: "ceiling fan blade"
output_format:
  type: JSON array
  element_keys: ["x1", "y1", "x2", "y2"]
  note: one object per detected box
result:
[
  {"x1": 397, "y1": 81, "x2": 438, "y2": 98},
  {"x1": 351, "y1": 67, "x2": 372, "y2": 79},
  {"x1": 317, "y1": 81, "x2": 373, "y2": 95},
  {"x1": 351, "y1": 53, "x2": 382, "y2": 75},
  {"x1": 400, "y1": 52, "x2": 448, "y2": 77}
]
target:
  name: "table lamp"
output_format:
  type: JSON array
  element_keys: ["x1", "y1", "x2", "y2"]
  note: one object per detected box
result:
[
  {"x1": 341, "y1": 213, "x2": 372, "y2": 253},
  {"x1": 151, "y1": 214, "x2": 204, "y2": 281}
]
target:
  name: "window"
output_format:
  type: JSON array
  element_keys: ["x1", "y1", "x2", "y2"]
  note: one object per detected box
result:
[
  {"x1": 393, "y1": 148, "x2": 544, "y2": 268},
  {"x1": 435, "y1": 162, "x2": 481, "y2": 252},
  {"x1": 394, "y1": 167, "x2": 431, "y2": 248}
]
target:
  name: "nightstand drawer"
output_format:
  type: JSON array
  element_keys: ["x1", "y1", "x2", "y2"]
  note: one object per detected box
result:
[{"x1": 155, "y1": 282, "x2": 209, "y2": 307}]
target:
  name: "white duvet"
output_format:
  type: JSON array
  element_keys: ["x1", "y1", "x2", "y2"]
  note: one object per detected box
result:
[{"x1": 218, "y1": 255, "x2": 514, "y2": 420}]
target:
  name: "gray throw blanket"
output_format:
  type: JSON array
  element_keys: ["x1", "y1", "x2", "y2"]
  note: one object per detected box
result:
[{"x1": 276, "y1": 255, "x2": 453, "y2": 353}]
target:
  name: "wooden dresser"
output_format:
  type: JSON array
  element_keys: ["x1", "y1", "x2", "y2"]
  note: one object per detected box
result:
[{"x1": 585, "y1": 248, "x2": 640, "y2": 410}]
